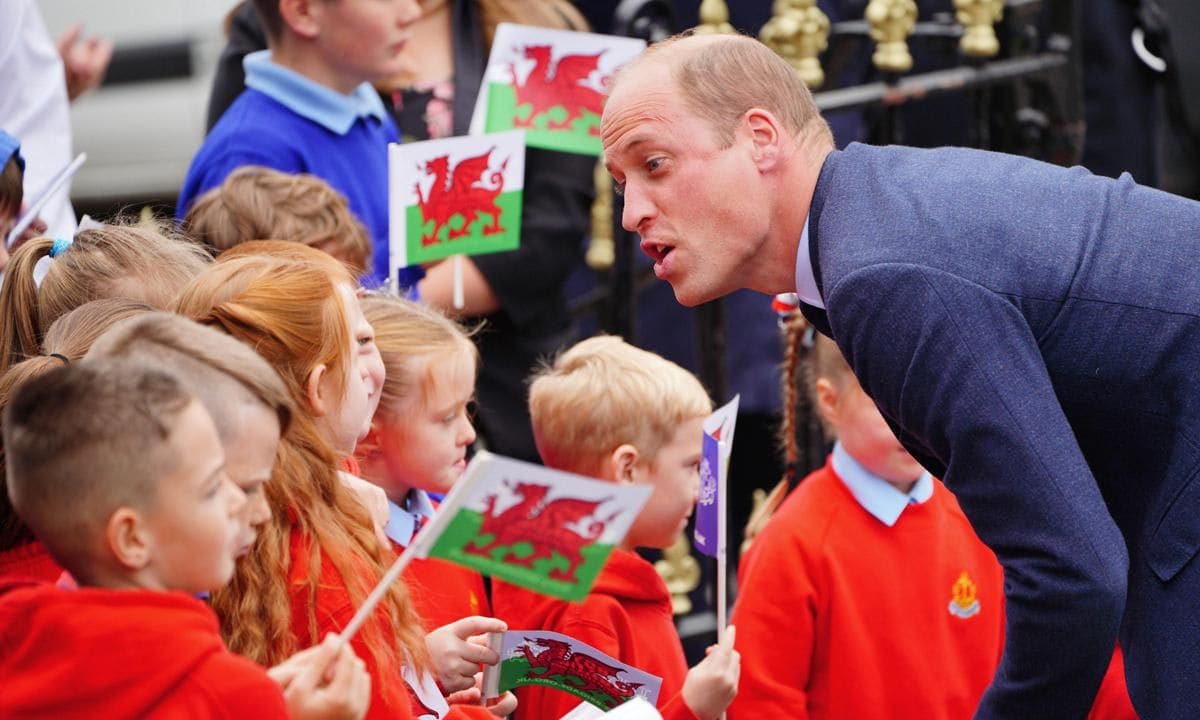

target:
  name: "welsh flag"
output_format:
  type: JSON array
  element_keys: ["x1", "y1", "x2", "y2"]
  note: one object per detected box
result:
[
  {"x1": 693, "y1": 396, "x2": 740, "y2": 558},
  {"x1": 468, "y1": 24, "x2": 646, "y2": 156},
  {"x1": 409, "y1": 452, "x2": 652, "y2": 602},
  {"x1": 482, "y1": 630, "x2": 662, "y2": 712},
  {"x1": 387, "y1": 130, "x2": 525, "y2": 282}
]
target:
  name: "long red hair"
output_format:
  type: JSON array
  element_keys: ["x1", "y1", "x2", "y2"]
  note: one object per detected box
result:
[{"x1": 174, "y1": 242, "x2": 427, "y2": 705}]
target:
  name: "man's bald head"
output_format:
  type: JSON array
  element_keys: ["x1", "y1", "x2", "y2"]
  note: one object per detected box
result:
[{"x1": 606, "y1": 32, "x2": 831, "y2": 149}]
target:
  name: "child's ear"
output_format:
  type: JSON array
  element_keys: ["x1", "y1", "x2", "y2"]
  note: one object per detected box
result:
[
  {"x1": 609, "y1": 444, "x2": 640, "y2": 485},
  {"x1": 814, "y1": 377, "x2": 839, "y2": 426},
  {"x1": 106, "y1": 508, "x2": 151, "y2": 571},
  {"x1": 279, "y1": 0, "x2": 322, "y2": 40},
  {"x1": 305, "y1": 363, "x2": 329, "y2": 417}
]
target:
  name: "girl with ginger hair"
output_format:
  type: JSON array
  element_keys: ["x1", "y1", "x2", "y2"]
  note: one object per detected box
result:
[
  {"x1": 0, "y1": 221, "x2": 209, "y2": 373},
  {"x1": 0, "y1": 298, "x2": 155, "y2": 581},
  {"x1": 174, "y1": 242, "x2": 501, "y2": 720}
]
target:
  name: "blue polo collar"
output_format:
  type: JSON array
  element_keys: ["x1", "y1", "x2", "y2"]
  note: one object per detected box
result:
[
  {"x1": 384, "y1": 488, "x2": 436, "y2": 548},
  {"x1": 243, "y1": 50, "x2": 388, "y2": 135},
  {"x1": 831, "y1": 441, "x2": 932, "y2": 527}
]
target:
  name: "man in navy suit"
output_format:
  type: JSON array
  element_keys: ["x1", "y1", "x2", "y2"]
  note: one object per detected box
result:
[{"x1": 602, "y1": 33, "x2": 1200, "y2": 719}]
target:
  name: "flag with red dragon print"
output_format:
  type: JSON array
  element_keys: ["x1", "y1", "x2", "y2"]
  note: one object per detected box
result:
[
  {"x1": 388, "y1": 130, "x2": 525, "y2": 283},
  {"x1": 409, "y1": 452, "x2": 652, "y2": 601},
  {"x1": 482, "y1": 630, "x2": 662, "y2": 712},
  {"x1": 468, "y1": 24, "x2": 646, "y2": 156}
]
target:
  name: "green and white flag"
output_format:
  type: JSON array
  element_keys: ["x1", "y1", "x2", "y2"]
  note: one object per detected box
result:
[
  {"x1": 409, "y1": 451, "x2": 652, "y2": 602},
  {"x1": 468, "y1": 24, "x2": 647, "y2": 156},
  {"x1": 387, "y1": 130, "x2": 525, "y2": 281},
  {"x1": 483, "y1": 630, "x2": 662, "y2": 711}
]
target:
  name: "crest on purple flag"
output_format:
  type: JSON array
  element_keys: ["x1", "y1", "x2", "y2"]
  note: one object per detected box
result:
[{"x1": 693, "y1": 396, "x2": 739, "y2": 558}]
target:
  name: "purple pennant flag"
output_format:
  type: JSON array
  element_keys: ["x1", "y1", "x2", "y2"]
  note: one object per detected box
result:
[
  {"x1": 693, "y1": 431, "x2": 722, "y2": 558},
  {"x1": 692, "y1": 396, "x2": 739, "y2": 559}
]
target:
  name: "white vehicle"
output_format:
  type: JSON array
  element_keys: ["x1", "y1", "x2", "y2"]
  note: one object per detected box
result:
[{"x1": 39, "y1": 0, "x2": 233, "y2": 208}]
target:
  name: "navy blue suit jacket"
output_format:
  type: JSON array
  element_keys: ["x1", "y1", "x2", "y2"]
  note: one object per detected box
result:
[{"x1": 802, "y1": 143, "x2": 1200, "y2": 719}]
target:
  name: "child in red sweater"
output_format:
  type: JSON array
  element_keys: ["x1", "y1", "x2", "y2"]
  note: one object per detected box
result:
[
  {"x1": 353, "y1": 292, "x2": 512, "y2": 711},
  {"x1": 492, "y1": 335, "x2": 740, "y2": 720},
  {"x1": 730, "y1": 313, "x2": 1136, "y2": 720},
  {"x1": 0, "y1": 361, "x2": 369, "y2": 719}
]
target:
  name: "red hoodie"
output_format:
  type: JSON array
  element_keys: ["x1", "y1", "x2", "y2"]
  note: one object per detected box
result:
[
  {"x1": 0, "y1": 581, "x2": 288, "y2": 719},
  {"x1": 493, "y1": 549, "x2": 700, "y2": 720},
  {"x1": 0, "y1": 541, "x2": 62, "y2": 583}
]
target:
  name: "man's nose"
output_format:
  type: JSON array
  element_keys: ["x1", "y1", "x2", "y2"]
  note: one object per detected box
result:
[{"x1": 620, "y1": 186, "x2": 655, "y2": 233}]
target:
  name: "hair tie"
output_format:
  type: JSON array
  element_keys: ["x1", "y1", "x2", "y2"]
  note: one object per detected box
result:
[
  {"x1": 49, "y1": 237, "x2": 72, "y2": 258},
  {"x1": 48, "y1": 353, "x2": 69, "y2": 365}
]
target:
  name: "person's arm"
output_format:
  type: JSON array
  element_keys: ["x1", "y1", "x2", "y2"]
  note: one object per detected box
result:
[
  {"x1": 206, "y1": 1, "x2": 268, "y2": 132},
  {"x1": 829, "y1": 263, "x2": 1127, "y2": 719}
]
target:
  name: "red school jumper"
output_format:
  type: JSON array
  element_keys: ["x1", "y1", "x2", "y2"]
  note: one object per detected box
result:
[
  {"x1": 493, "y1": 548, "x2": 700, "y2": 720},
  {"x1": 0, "y1": 581, "x2": 288, "y2": 719},
  {"x1": 729, "y1": 461, "x2": 1006, "y2": 720},
  {"x1": 0, "y1": 541, "x2": 62, "y2": 583},
  {"x1": 384, "y1": 491, "x2": 491, "y2": 631},
  {"x1": 288, "y1": 527, "x2": 496, "y2": 720}
]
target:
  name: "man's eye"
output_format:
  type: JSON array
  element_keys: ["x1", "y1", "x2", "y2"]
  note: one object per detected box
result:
[{"x1": 612, "y1": 179, "x2": 625, "y2": 196}]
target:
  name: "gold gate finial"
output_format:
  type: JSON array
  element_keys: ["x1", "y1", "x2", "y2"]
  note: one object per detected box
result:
[
  {"x1": 760, "y1": 0, "x2": 831, "y2": 89},
  {"x1": 954, "y1": 0, "x2": 1003, "y2": 58},
  {"x1": 695, "y1": 0, "x2": 735, "y2": 35},
  {"x1": 865, "y1": 0, "x2": 918, "y2": 73}
]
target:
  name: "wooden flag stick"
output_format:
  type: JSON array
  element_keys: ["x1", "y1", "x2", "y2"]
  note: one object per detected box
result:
[
  {"x1": 717, "y1": 438, "x2": 728, "y2": 645},
  {"x1": 452, "y1": 254, "x2": 465, "y2": 310},
  {"x1": 337, "y1": 539, "x2": 421, "y2": 647}
]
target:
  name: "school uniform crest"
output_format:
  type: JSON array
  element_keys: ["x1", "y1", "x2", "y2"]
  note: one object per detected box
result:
[{"x1": 948, "y1": 570, "x2": 981, "y2": 619}]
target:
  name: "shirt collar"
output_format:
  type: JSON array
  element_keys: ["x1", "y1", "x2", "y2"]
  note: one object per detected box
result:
[
  {"x1": 831, "y1": 441, "x2": 933, "y2": 527},
  {"x1": 384, "y1": 488, "x2": 436, "y2": 548},
  {"x1": 243, "y1": 50, "x2": 387, "y2": 135},
  {"x1": 794, "y1": 216, "x2": 824, "y2": 309}
]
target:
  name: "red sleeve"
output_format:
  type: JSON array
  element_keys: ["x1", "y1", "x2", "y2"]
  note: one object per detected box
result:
[
  {"x1": 726, "y1": 512, "x2": 817, "y2": 720},
  {"x1": 196, "y1": 653, "x2": 290, "y2": 719},
  {"x1": 1087, "y1": 645, "x2": 1139, "y2": 720}
]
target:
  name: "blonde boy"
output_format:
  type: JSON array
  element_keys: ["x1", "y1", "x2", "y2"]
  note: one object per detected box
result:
[{"x1": 492, "y1": 335, "x2": 740, "y2": 720}]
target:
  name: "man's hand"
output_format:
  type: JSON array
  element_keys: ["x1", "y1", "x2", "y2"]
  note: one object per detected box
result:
[
  {"x1": 267, "y1": 634, "x2": 372, "y2": 720},
  {"x1": 681, "y1": 625, "x2": 740, "y2": 720},
  {"x1": 425, "y1": 616, "x2": 506, "y2": 693},
  {"x1": 56, "y1": 24, "x2": 113, "y2": 102}
]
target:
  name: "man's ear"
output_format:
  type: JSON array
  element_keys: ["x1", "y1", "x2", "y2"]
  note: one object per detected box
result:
[
  {"x1": 279, "y1": 0, "x2": 322, "y2": 40},
  {"x1": 106, "y1": 508, "x2": 151, "y2": 571},
  {"x1": 305, "y1": 363, "x2": 329, "y2": 417},
  {"x1": 609, "y1": 444, "x2": 640, "y2": 485},
  {"x1": 744, "y1": 107, "x2": 783, "y2": 170}
]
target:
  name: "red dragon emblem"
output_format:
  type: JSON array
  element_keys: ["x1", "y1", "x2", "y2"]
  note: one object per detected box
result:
[
  {"x1": 519, "y1": 637, "x2": 644, "y2": 708},
  {"x1": 414, "y1": 148, "x2": 508, "y2": 246},
  {"x1": 510, "y1": 45, "x2": 607, "y2": 135},
  {"x1": 467, "y1": 480, "x2": 615, "y2": 583}
]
